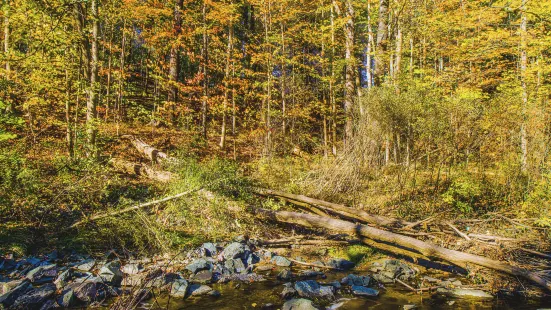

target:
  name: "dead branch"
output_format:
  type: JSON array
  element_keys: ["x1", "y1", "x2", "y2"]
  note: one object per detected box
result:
[
  {"x1": 122, "y1": 135, "x2": 174, "y2": 164},
  {"x1": 446, "y1": 222, "x2": 472, "y2": 241},
  {"x1": 71, "y1": 186, "x2": 203, "y2": 228}
]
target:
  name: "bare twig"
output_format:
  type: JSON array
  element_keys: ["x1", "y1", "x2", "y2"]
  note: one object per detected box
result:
[{"x1": 446, "y1": 222, "x2": 471, "y2": 241}]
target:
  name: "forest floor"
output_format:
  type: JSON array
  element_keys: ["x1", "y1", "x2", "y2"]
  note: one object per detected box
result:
[{"x1": 1, "y1": 124, "x2": 551, "y2": 308}]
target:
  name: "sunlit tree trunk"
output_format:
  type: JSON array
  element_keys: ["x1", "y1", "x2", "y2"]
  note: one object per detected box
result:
[
  {"x1": 105, "y1": 24, "x2": 113, "y2": 120},
  {"x1": 220, "y1": 17, "x2": 233, "y2": 149},
  {"x1": 117, "y1": 19, "x2": 126, "y2": 136},
  {"x1": 263, "y1": 0, "x2": 272, "y2": 156},
  {"x1": 375, "y1": 0, "x2": 388, "y2": 86},
  {"x1": 65, "y1": 63, "x2": 74, "y2": 158},
  {"x1": 519, "y1": 0, "x2": 528, "y2": 173},
  {"x1": 168, "y1": 0, "x2": 183, "y2": 125},
  {"x1": 344, "y1": 0, "x2": 355, "y2": 142},
  {"x1": 3, "y1": 0, "x2": 9, "y2": 76},
  {"x1": 366, "y1": 0, "x2": 373, "y2": 89},
  {"x1": 86, "y1": 0, "x2": 99, "y2": 156},
  {"x1": 280, "y1": 2, "x2": 287, "y2": 138},
  {"x1": 330, "y1": 0, "x2": 337, "y2": 156}
]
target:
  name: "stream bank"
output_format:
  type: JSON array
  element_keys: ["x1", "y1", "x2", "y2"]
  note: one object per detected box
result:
[{"x1": 1, "y1": 237, "x2": 550, "y2": 309}]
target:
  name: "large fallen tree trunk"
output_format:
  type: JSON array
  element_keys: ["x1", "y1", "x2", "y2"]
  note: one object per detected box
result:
[
  {"x1": 257, "y1": 209, "x2": 551, "y2": 292},
  {"x1": 109, "y1": 158, "x2": 172, "y2": 183},
  {"x1": 254, "y1": 188, "x2": 408, "y2": 227},
  {"x1": 122, "y1": 135, "x2": 173, "y2": 164}
]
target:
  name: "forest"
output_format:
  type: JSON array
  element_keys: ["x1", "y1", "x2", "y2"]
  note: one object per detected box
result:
[{"x1": 1, "y1": 0, "x2": 551, "y2": 308}]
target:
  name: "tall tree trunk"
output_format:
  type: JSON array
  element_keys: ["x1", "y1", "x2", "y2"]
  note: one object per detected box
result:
[
  {"x1": 374, "y1": 0, "x2": 388, "y2": 86},
  {"x1": 168, "y1": 0, "x2": 183, "y2": 125},
  {"x1": 105, "y1": 24, "x2": 113, "y2": 120},
  {"x1": 366, "y1": 0, "x2": 373, "y2": 89},
  {"x1": 220, "y1": 17, "x2": 233, "y2": 149},
  {"x1": 117, "y1": 19, "x2": 127, "y2": 136},
  {"x1": 330, "y1": 0, "x2": 337, "y2": 156},
  {"x1": 201, "y1": 0, "x2": 208, "y2": 140},
  {"x1": 520, "y1": 0, "x2": 528, "y2": 172},
  {"x1": 65, "y1": 63, "x2": 74, "y2": 158},
  {"x1": 87, "y1": 0, "x2": 99, "y2": 156},
  {"x1": 394, "y1": 21, "x2": 402, "y2": 83},
  {"x1": 344, "y1": 0, "x2": 355, "y2": 142},
  {"x1": 3, "y1": 0, "x2": 9, "y2": 76},
  {"x1": 263, "y1": 0, "x2": 272, "y2": 156},
  {"x1": 280, "y1": 3, "x2": 287, "y2": 138}
]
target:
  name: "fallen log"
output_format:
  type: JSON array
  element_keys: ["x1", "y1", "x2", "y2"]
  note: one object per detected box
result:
[
  {"x1": 257, "y1": 209, "x2": 551, "y2": 292},
  {"x1": 71, "y1": 186, "x2": 203, "y2": 228},
  {"x1": 122, "y1": 135, "x2": 173, "y2": 164},
  {"x1": 254, "y1": 188, "x2": 407, "y2": 227},
  {"x1": 109, "y1": 158, "x2": 172, "y2": 183}
]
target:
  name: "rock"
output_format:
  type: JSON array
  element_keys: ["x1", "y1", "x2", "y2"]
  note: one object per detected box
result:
[
  {"x1": 0, "y1": 280, "x2": 32, "y2": 308},
  {"x1": 39, "y1": 299, "x2": 56, "y2": 310},
  {"x1": 436, "y1": 288, "x2": 493, "y2": 299},
  {"x1": 73, "y1": 259, "x2": 95, "y2": 272},
  {"x1": 170, "y1": 279, "x2": 189, "y2": 298},
  {"x1": 122, "y1": 263, "x2": 143, "y2": 275},
  {"x1": 299, "y1": 270, "x2": 325, "y2": 279},
  {"x1": 57, "y1": 288, "x2": 76, "y2": 307},
  {"x1": 255, "y1": 265, "x2": 274, "y2": 272},
  {"x1": 247, "y1": 253, "x2": 261, "y2": 266},
  {"x1": 327, "y1": 281, "x2": 341, "y2": 290},
  {"x1": 12, "y1": 283, "x2": 56, "y2": 309},
  {"x1": 341, "y1": 274, "x2": 370, "y2": 286},
  {"x1": 54, "y1": 268, "x2": 73, "y2": 289},
  {"x1": 294, "y1": 280, "x2": 334, "y2": 299},
  {"x1": 26, "y1": 264, "x2": 57, "y2": 283},
  {"x1": 271, "y1": 256, "x2": 292, "y2": 267},
  {"x1": 403, "y1": 305, "x2": 417, "y2": 310},
  {"x1": 326, "y1": 259, "x2": 355, "y2": 271},
  {"x1": 277, "y1": 269, "x2": 293, "y2": 281},
  {"x1": 224, "y1": 258, "x2": 246, "y2": 274},
  {"x1": 382, "y1": 260, "x2": 416, "y2": 281},
  {"x1": 222, "y1": 243, "x2": 250, "y2": 260},
  {"x1": 217, "y1": 273, "x2": 265, "y2": 283},
  {"x1": 1, "y1": 280, "x2": 27, "y2": 295},
  {"x1": 65, "y1": 281, "x2": 98, "y2": 303},
  {"x1": 201, "y1": 243, "x2": 218, "y2": 257},
  {"x1": 372, "y1": 273, "x2": 394, "y2": 284},
  {"x1": 351, "y1": 286, "x2": 379, "y2": 297},
  {"x1": 188, "y1": 284, "x2": 214, "y2": 296},
  {"x1": 281, "y1": 283, "x2": 297, "y2": 299},
  {"x1": 282, "y1": 298, "x2": 318, "y2": 310},
  {"x1": 186, "y1": 258, "x2": 213, "y2": 274},
  {"x1": 451, "y1": 280, "x2": 463, "y2": 286},
  {"x1": 99, "y1": 261, "x2": 123, "y2": 286},
  {"x1": 208, "y1": 290, "x2": 221, "y2": 297},
  {"x1": 191, "y1": 270, "x2": 213, "y2": 284}
]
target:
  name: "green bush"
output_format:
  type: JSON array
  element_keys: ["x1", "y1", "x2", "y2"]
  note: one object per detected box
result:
[{"x1": 441, "y1": 173, "x2": 482, "y2": 214}]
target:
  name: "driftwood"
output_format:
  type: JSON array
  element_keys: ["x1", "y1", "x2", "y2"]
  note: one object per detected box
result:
[
  {"x1": 257, "y1": 209, "x2": 551, "y2": 292},
  {"x1": 109, "y1": 158, "x2": 172, "y2": 183},
  {"x1": 71, "y1": 186, "x2": 203, "y2": 228},
  {"x1": 254, "y1": 188, "x2": 407, "y2": 227},
  {"x1": 122, "y1": 135, "x2": 173, "y2": 164},
  {"x1": 287, "y1": 258, "x2": 342, "y2": 270}
]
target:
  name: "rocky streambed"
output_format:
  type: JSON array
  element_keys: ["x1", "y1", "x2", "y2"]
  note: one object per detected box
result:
[{"x1": 1, "y1": 238, "x2": 550, "y2": 309}]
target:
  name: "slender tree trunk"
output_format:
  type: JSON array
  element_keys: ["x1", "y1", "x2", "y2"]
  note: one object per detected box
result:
[
  {"x1": 201, "y1": 0, "x2": 209, "y2": 140},
  {"x1": 263, "y1": 0, "x2": 272, "y2": 156},
  {"x1": 168, "y1": 0, "x2": 183, "y2": 125},
  {"x1": 519, "y1": 0, "x2": 528, "y2": 172},
  {"x1": 366, "y1": 0, "x2": 373, "y2": 89},
  {"x1": 65, "y1": 64, "x2": 74, "y2": 158},
  {"x1": 394, "y1": 22, "x2": 402, "y2": 82},
  {"x1": 220, "y1": 17, "x2": 233, "y2": 149},
  {"x1": 3, "y1": 0, "x2": 9, "y2": 76},
  {"x1": 375, "y1": 0, "x2": 388, "y2": 85},
  {"x1": 117, "y1": 19, "x2": 127, "y2": 136},
  {"x1": 344, "y1": 0, "x2": 355, "y2": 142},
  {"x1": 105, "y1": 24, "x2": 113, "y2": 121},
  {"x1": 280, "y1": 4, "x2": 287, "y2": 138},
  {"x1": 330, "y1": 0, "x2": 337, "y2": 156},
  {"x1": 87, "y1": 0, "x2": 99, "y2": 156}
]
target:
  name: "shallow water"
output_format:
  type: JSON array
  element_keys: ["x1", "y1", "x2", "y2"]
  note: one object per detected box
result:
[{"x1": 137, "y1": 269, "x2": 551, "y2": 310}]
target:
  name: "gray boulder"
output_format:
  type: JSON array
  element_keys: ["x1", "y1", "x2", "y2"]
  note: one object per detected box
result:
[
  {"x1": 271, "y1": 256, "x2": 292, "y2": 267},
  {"x1": 294, "y1": 280, "x2": 334, "y2": 299},
  {"x1": 73, "y1": 259, "x2": 95, "y2": 272},
  {"x1": 57, "y1": 288, "x2": 76, "y2": 308},
  {"x1": 0, "y1": 280, "x2": 32, "y2": 308},
  {"x1": 26, "y1": 264, "x2": 57, "y2": 283},
  {"x1": 326, "y1": 259, "x2": 355, "y2": 271},
  {"x1": 351, "y1": 285, "x2": 379, "y2": 297},
  {"x1": 436, "y1": 288, "x2": 493, "y2": 299},
  {"x1": 281, "y1": 283, "x2": 297, "y2": 299},
  {"x1": 54, "y1": 268, "x2": 73, "y2": 289},
  {"x1": 277, "y1": 269, "x2": 293, "y2": 281},
  {"x1": 122, "y1": 263, "x2": 143, "y2": 275},
  {"x1": 12, "y1": 283, "x2": 56, "y2": 309},
  {"x1": 186, "y1": 258, "x2": 213, "y2": 274},
  {"x1": 170, "y1": 279, "x2": 189, "y2": 298},
  {"x1": 99, "y1": 261, "x2": 123, "y2": 286},
  {"x1": 191, "y1": 270, "x2": 213, "y2": 284},
  {"x1": 282, "y1": 298, "x2": 318, "y2": 310},
  {"x1": 65, "y1": 281, "x2": 98, "y2": 303},
  {"x1": 224, "y1": 259, "x2": 246, "y2": 274},
  {"x1": 188, "y1": 284, "x2": 216, "y2": 296},
  {"x1": 341, "y1": 274, "x2": 370, "y2": 286},
  {"x1": 222, "y1": 242, "x2": 250, "y2": 260},
  {"x1": 201, "y1": 243, "x2": 218, "y2": 257}
]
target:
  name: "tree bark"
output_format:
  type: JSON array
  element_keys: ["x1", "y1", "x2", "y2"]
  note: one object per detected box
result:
[
  {"x1": 259, "y1": 209, "x2": 551, "y2": 292},
  {"x1": 220, "y1": 16, "x2": 233, "y2": 149},
  {"x1": 109, "y1": 158, "x2": 172, "y2": 183},
  {"x1": 374, "y1": 0, "x2": 388, "y2": 85},
  {"x1": 168, "y1": 0, "x2": 183, "y2": 125},
  {"x1": 520, "y1": 0, "x2": 528, "y2": 172},
  {"x1": 201, "y1": 0, "x2": 209, "y2": 140},
  {"x1": 122, "y1": 135, "x2": 173, "y2": 164},
  {"x1": 344, "y1": 0, "x2": 355, "y2": 142},
  {"x1": 86, "y1": 0, "x2": 99, "y2": 156}
]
